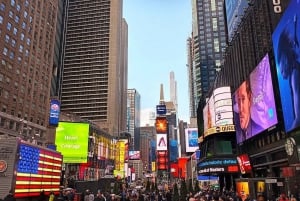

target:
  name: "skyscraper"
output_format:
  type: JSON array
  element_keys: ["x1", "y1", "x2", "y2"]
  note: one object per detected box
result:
[
  {"x1": 189, "y1": 0, "x2": 227, "y2": 106},
  {"x1": 127, "y1": 88, "x2": 141, "y2": 150},
  {"x1": 169, "y1": 71, "x2": 177, "y2": 112},
  {"x1": 0, "y1": 0, "x2": 59, "y2": 144},
  {"x1": 60, "y1": 0, "x2": 128, "y2": 136}
]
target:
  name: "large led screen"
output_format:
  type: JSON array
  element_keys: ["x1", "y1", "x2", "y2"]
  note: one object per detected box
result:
[
  {"x1": 185, "y1": 128, "x2": 199, "y2": 153},
  {"x1": 203, "y1": 96, "x2": 215, "y2": 133},
  {"x1": 55, "y1": 122, "x2": 89, "y2": 163},
  {"x1": 272, "y1": 0, "x2": 300, "y2": 132},
  {"x1": 233, "y1": 54, "x2": 278, "y2": 143},
  {"x1": 214, "y1": 87, "x2": 234, "y2": 126}
]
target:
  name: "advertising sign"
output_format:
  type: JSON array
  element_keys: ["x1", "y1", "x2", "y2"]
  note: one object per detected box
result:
[
  {"x1": 272, "y1": 0, "x2": 300, "y2": 132},
  {"x1": 185, "y1": 128, "x2": 199, "y2": 153},
  {"x1": 49, "y1": 99, "x2": 60, "y2": 126},
  {"x1": 236, "y1": 181, "x2": 250, "y2": 200},
  {"x1": 55, "y1": 122, "x2": 89, "y2": 163},
  {"x1": 156, "y1": 104, "x2": 167, "y2": 115},
  {"x1": 237, "y1": 154, "x2": 252, "y2": 174},
  {"x1": 197, "y1": 158, "x2": 239, "y2": 174},
  {"x1": 213, "y1": 87, "x2": 234, "y2": 126},
  {"x1": 233, "y1": 54, "x2": 278, "y2": 143},
  {"x1": 155, "y1": 117, "x2": 168, "y2": 133},
  {"x1": 128, "y1": 151, "x2": 141, "y2": 160},
  {"x1": 156, "y1": 134, "x2": 168, "y2": 151}
]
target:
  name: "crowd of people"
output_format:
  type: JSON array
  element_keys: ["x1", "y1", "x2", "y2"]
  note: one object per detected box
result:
[{"x1": 1, "y1": 187, "x2": 299, "y2": 201}]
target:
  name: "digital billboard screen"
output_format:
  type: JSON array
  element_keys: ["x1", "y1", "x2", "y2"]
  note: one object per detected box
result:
[
  {"x1": 185, "y1": 128, "x2": 199, "y2": 153},
  {"x1": 49, "y1": 99, "x2": 60, "y2": 126},
  {"x1": 129, "y1": 151, "x2": 141, "y2": 160},
  {"x1": 213, "y1": 87, "x2": 234, "y2": 126},
  {"x1": 55, "y1": 122, "x2": 89, "y2": 163},
  {"x1": 272, "y1": 0, "x2": 300, "y2": 132},
  {"x1": 233, "y1": 54, "x2": 278, "y2": 143}
]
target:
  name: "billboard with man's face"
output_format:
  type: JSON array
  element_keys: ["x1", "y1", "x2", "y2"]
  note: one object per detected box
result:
[{"x1": 233, "y1": 54, "x2": 278, "y2": 143}]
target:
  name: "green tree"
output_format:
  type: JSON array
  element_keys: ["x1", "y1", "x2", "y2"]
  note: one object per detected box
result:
[
  {"x1": 194, "y1": 180, "x2": 200, "y2": 193},
  {"x1": 188, "y1": 179, "x2": 194, "y2": 194},
  {"x1": 180, "y1": 179, "x2": 188, "y2": 201},
  {"x1": 173, "y1": 183, "x2": 180, "y2": 201}
]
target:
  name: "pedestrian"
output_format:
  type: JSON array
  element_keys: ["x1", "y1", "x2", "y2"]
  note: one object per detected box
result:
[
  {"x1": 38, "y1": 190, "x2": 47, "y2": 201},
  {"x1": 49, "y1": 191, "x2": 55, "y2": 201}
]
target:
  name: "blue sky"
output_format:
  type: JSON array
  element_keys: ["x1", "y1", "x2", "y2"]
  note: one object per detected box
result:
[{"x1": 123, "y1": 0, "x2": 192, "y2": 123}]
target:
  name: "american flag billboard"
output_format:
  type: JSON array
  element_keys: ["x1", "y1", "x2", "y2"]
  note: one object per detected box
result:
[{"x1": 14, "y1": 143, "x2": 63, "y2": 198}]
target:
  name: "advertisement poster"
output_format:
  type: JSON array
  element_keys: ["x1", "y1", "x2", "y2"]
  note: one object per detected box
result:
[
  {"x1": 236, "y1": 181, "x2": 250, "y2": 201},
  {"x1": 55, "y1": 122, "x2": 89, "y2": 163},
  {"x1": 234, "y1": 54, "x2": 278, "y2": 143},
  {"x1": 272, "y1": 0, "x2": 300, "y2": 132}
]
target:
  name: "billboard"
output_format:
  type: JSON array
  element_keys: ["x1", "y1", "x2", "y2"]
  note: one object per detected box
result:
[
  {"x1": 156, "y1": 134, "x2": 168, "y2": 151},
  {"x1": 15, "y1": 143, "x2": 62, "y2": 197},
  {"x1": 214, "y1": 87, "x2": 234, "y2": 126},
  {"x1": 156, "y1": 104, "x2": 166, "y2": 115},
  {"x1": 128, "y1": 151, "x2": 141, "y2": 160},
  {"x1": 49, "y1": 99, "x2": 60, "y2": 126},
  {"x1": 157, "y1": 151, "x2": 168, "y2": 170},
  {"x1": 225, "y1": 0, "x2": 249, "y2": 41},
  {"x1": 203, "y1": 87, "x2": 234, "y2": 137},
  {"x1": 155, "y1": 117, "x2": 168, "y2": 133},
  {"x1": 237, "y1": 154, "x2": 252, "y2": 174},
  {"x1": 233, "y1": 54, "x2": 278, "y2": 143},
  {"x1": 272, "y1": 0, "x2": 300, "y2": 132},
  {"x1": 185, "y1": 128, "x2": 199, "y2": 153},
  {"x1": 55, "y1": 122, "x2": 89, "y2": 163}
]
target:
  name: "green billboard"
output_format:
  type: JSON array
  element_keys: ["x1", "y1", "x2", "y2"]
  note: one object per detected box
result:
[{"x1": 55, "y1": 122, "x2": 89, "y2": 163}]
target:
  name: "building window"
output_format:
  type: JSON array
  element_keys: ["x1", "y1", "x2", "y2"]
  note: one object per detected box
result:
[
  {"x1": 9, "y1": 51, "x2": 14, "y2": 59},
  {"x1": 3, "y1": 47, "x2": 8, "y2": 55},
  {"x1": 0, "y1": 15, "x2": 3, "y2": 24},
  {"x1": 24, "y1": 11, "x2": 28, "y2": 18},
  {"x1": 13, "y1": 27, "x2": 17, "y2": 35},
  {"x1": 16, "y1": 4, "x2": 20, "y2": 12},
  {"x1": 10, "y1": 0, "x2": 15, "y2": 7},
  {"x1": 7, "y1": 22, "x2": 12, "y2": 30},
  {"x1": 14, "y1": 15, "x2": 19, "y2": 23},
  {"x1": 9, "y1": 10, "x2": 13, "y2": 18},
  {"x1": 5, "y1": 34, "x2": 9, "y2": 43},
  {"x1": 0, "y1": 3, "x2": 5, "y2": 11},
  {"x1": 22, "y1": 22, "x2": 26, "y2": 29},
  {"x1": 20, "y1": 32, "x2": 24, "y2": 40},
  {"x1": 11, "y1": 39, "x2": 16, "y2": 47},
  {"x1": 19, "y1": 45, "x2": 23, "y2": 52}
]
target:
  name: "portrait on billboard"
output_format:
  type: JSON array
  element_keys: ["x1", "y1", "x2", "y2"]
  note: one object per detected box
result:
[
  {"x1": 272, "y1": 0, "x2": 300, "y2": 132},
  {"x1": 234, "y1": 54, "x2": 278, "y2": 143}
]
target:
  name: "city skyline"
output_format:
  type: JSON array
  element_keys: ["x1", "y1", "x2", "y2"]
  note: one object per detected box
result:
[{"x1": 123, "y1": 0, "x2": 192, "y2": 123}]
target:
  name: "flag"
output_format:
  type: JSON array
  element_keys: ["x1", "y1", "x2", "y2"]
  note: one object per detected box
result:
[{"x1": 15, "y1": 143, "x2": 62, "y2": 198}]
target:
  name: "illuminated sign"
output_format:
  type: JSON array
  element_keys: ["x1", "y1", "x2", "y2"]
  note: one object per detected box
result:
[
  {"x1": 55, "y1": 122, "x2": 89, "y2": 163},
  {"x1": 15, "y1": 143, "x2": 62, "y2": 198},
  {"x1": 185, "y1": 128, "x2": 199, "y2": 153},
  {"x1": 198, "y1": 158, "x2": 237, "y2": 167},
  {"x1": 204, "y1": 125, "x2": 235, "y2": 137},
  {"x1": 49, "y1": 99, "x2": 60, "y2": 126},
  {"x1": 156, "y1": 104, "x2": 166, "y2": 115},
  {"x1": 155, "y1": 117, "x2": 168, "y2": 133},
  {"x1": 156, "y1": 134, "x2": 168, "y2": 151},
  {"x1": 272, "y1": 0, "x2": 300, "y2": 132},
  {"x1": 213, "y1": 87, "x2": 234, "y2": 126}
]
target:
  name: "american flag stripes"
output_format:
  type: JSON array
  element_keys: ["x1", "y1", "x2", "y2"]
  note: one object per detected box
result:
[{"x1": 14, "y1": 143, "x2": 62, "y2": 198}]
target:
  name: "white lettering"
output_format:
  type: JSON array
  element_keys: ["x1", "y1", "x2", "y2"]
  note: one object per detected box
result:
[{"x1": 272, "y1": 0, "x2": 282, "y2": 13}]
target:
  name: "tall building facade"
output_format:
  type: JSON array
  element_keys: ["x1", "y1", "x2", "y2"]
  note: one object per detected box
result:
[
  {"x1": 127, "y1": 88, "x2": 141, "y2": 150},
  {"x1": 0, "y1": 0, "x2": 59, "y2": 144},
  {"x1": 169, "y1": 71, "x2": 177, "y2": 112},
  {"x1": 189, "y1": 0, "x2": 227, "y2": 106},
  {"x1": 60, "y1": 0, "x2": 128, "y2": 136}
]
